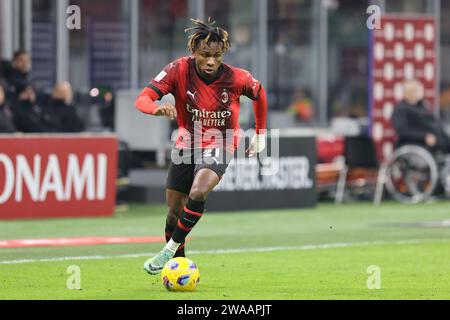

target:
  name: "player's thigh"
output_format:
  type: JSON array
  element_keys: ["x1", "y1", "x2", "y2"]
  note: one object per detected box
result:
[
  {"x1": 189, "y1": 168, "x2": 221, "y2": 201},
  {"x1": 166, "y1": 162, "x2": 195, "y2": 196}
]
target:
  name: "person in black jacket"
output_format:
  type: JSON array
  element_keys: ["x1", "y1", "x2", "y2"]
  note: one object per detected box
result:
[
  {"x1": 2, "y1": 50, "x2": 32, "y2": 94},
  {"x1": 392, "y1": 80, "x2": 450, "y2": 153},
  {"x1": 11, "y1": 85, "x2": 52, "y2": 133},
  {"x1": 0, "y1": 80, "x2": 16, "y2": 133},
  {"x1": 44, "y1": 81, "x2": 85, "y2": 132}
]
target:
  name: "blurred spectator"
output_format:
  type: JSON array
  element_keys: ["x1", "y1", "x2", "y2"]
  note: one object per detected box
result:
[
  {"x1": 0, "y1": 60, "x2": 8, "y2": 79},
  {"x1": 99, "y1": 90, "x2": 115, "y2": 131},
  {"x1": 2, "y1": 50, "x2": 32, "y2": 94},
  {"x1": 287, "y1": 89, "x2": 314, "y2": 123},
  {"x1": 0, "y1": 80, "x2": 16, "y2": 133},
  {"x1": 392, "y1": 80, "x2": 450, "y2": 153},
  {"x1": 44, "y1": 81, "x2": 85, "y2": 133},
  {"x1": 11, "y1": 85, "x2": 51, "y2": 133}
]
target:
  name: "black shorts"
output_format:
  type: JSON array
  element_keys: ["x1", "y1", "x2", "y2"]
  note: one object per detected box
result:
[{"x1": 166, "y1": 148, "x2": 232, "y2": 195}]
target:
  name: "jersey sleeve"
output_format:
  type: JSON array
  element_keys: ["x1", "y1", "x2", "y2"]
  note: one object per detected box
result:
[
  {"x1": 147, "y1": 60, "x2": 179, "y2": 99},
  {"x1": 240, "y1": 69, "x2": 262, "y2": 101}
]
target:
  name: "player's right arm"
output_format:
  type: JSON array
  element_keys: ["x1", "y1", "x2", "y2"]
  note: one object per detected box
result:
[
  {"x1": 135, "y1": 61, "x2": 178, "y2": 120},
  {"x1": 135, "y1": 88, "x2": 177, "y2": 120}
]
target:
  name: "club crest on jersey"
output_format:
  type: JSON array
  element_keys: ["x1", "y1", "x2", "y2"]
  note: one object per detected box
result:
[{"x1": 221, "y1": 90, "x2": 229, "y2": 104}]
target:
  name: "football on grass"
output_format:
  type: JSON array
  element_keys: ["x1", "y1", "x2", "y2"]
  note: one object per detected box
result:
[{"x1": 161, "y1": 257, "x2": 200, "y2": 292}]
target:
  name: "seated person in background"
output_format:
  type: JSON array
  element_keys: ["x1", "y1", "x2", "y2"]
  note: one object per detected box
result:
[
  {"x1": 99, "y1": 90, "x2": 115, "y2": 131},
  {"x1": 0, "y1": 80, "x2": 16, "y2": 133},
  {"x1": 0, "y1": 57, "x2": 13, "y2": 81},
  {"x1": 0, "y1": 59, "x2": 9, "y2": 79},
  {"x1": 11, "y1": 85, "x2": 52, "y2": 133},
  {"x1": 392, "y1": 80, "x2": 450, "y2": 153},
  {"x1": 44, "y1": 81, "x2": 85, "y2": 132},
  {"x1": 3, "y1": 50, "x2": 32, "y2": 94}
]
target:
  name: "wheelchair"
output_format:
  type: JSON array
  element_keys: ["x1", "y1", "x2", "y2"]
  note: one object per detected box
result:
[{"x1": 384, "y1": 144, "x2": 450, "y2": 204}]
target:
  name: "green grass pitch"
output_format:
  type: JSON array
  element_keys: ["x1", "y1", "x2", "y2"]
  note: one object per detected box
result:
[{"x1": 1, "y1": 202, "x2": 450, "y2": 300}]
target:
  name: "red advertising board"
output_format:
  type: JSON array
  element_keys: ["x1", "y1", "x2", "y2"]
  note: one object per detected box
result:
[
  {"x1": 369, "y1": 15, "x2": 437, "y2": 161},
  {"x1": 0, "y1": 135, "x2": 118, "y2": 220}
]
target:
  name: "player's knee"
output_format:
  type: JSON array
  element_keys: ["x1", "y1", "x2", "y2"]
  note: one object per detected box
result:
[
  {"x1": 166, "y1": 195, "x2": 186, "y2": 218},
  {"x1": 189, "y1": 187, "x2": 208, "y2": 202},
  {"x1": 167, "y1": 203, "x2": 185, "y2": 224},
  {"x1": 167, "y1": 210, "x2": 181, "y2": 226}
]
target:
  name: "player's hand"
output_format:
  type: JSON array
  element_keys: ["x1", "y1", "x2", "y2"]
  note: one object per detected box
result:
[
  {"x1": 425, "y1": 133, "x2": 437, "y2": 147},
  {"x1": 247, "y1": 132, "x2": 267, "y2": 158},
  {"x1": 154, "y1": 103, "x2": 177, "y2": 120}
]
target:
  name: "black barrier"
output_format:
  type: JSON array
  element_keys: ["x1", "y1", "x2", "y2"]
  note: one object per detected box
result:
[{"x1": 207, "y1": 135, "x2": 317, "y2": 211}]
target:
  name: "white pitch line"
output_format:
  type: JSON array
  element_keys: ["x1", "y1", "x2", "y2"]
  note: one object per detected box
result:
[{"x1": 0, "y1": 239, "x2": 446, "y2": 265}]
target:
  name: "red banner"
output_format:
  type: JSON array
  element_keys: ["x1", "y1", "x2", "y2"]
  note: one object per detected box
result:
[
  {"x1": 369, "y1": 15, "x2": 437, "y2": 161},
  {"x1": 0, "y1": 135, "x2": 118, "y2": 220}
]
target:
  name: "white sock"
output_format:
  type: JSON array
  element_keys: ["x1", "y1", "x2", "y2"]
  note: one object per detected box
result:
[{"x1": 165, "y1": 239, "x2": 181, "y2": 254}]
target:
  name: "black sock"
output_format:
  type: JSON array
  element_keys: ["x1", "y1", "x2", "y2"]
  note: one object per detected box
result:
[
  {"x1": 165, "y1": 221, "x2": 185, "y2": 258},
  {"x1": 172, "y1": 199, "x2": 205, "y2": 244},
  {"x1": 174, "y1": 243, "x2": 186, "y2": 258}
]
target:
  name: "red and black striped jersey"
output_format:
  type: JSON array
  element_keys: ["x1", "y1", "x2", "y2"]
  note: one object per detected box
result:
[{"x1": 147, "y1": 56, "x2": 262, "y2": 151}]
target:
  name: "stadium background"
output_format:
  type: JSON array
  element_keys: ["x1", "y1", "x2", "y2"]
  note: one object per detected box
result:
[
  {"x1": 1, "y1": 0, "x2": 449, "y2": 124},
  {"x1": 1, "y1": 0, "x2": 450, "y2": 301}
]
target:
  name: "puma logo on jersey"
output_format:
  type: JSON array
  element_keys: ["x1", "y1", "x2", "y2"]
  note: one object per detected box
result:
[{"x1": 187, "y1": 90, "x2": 197, "y2": 101}]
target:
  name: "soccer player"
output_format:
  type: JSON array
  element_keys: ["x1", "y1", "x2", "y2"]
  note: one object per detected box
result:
[{"x1": 135, "y1": 18, "x2": 268, "y2": 275}]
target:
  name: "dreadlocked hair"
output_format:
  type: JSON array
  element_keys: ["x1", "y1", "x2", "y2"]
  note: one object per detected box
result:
[{"x1": 185, "y1": 18, "x2": 232, "y2": 53}]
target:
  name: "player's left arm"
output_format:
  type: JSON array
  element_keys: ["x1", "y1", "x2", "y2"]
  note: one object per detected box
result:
[
  {"x1": 241, "y1": 71, "x2": 268, "y2": 157},
  {"x1": 248, "y1": 86, "x2": 268, "y2": 157}
]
